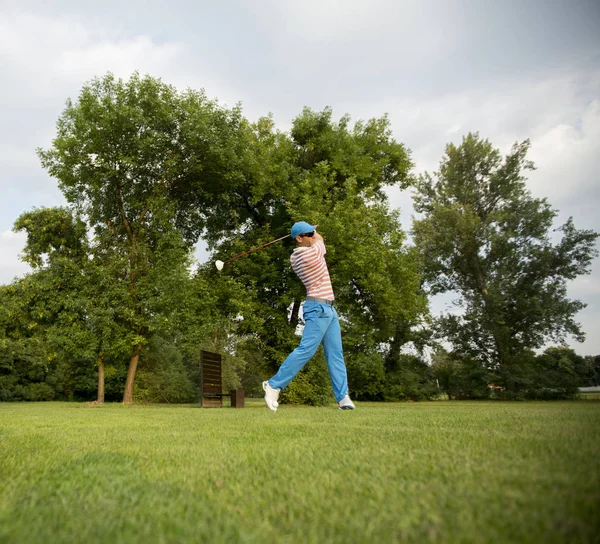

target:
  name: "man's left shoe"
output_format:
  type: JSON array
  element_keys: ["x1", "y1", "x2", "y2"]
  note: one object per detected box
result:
[
  {"x1": 338, "y1": 395, "x2": 355, "y2": 410},
  {"x1": 263, "y1": 381, "x2": 280, "y2": 412}
]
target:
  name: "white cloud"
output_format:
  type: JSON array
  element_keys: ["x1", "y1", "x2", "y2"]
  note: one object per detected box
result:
[
  {"x1": 0, "y1": 230, "x2": 31, "y2": 284},
  {"x1": 268, "y1": 0, "x2": 457, "y2": 47},
  {"x1": 0, "y1": 143, "x2": 40, "y2": 170},
  {"x1": 528, "y1": 99, "x2": 599, "y2": 212},
  {"x1": 0, "y1": 11, "x2": 187, "y2": 105},
  {"x1": 570, "y1": 275, "x2": 600, "y2": 298},
  {"x1": 0, "y1": 9, "x2": 247, "y2": 144},
  {"x1": 390, "y1": 66, "x2": 599, "y2": 170},
  {"x1": 374, "y1": 66, "x2": 600, "y2": 227},
  {"x1": 53, "y1": 36, "x2": 184, "y2": 85},
  {"x1": 374, "y1": 66, "x2": 600, "y2": 355},
  {"x1": 567, "y1": 290, "x2": 600, "y2": 356},
  {"x1": 0, "y1": 1, "x2": 598, "y2": 354},
  {"x1": 0, "y1": 10, "x2": 197, "y2": 284}
]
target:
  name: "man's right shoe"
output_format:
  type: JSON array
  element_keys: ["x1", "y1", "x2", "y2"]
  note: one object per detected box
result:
[
  {"x1": 338, "y1": 395, "x2": 355, "y2": 410},
  {"x1": 263, "y1": 381, "x2": 280, "y2": 412}
]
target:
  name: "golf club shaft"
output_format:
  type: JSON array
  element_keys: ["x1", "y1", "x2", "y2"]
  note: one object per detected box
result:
[{"x1": 224, "y1": 234, "x2": 290, "y2": 264}]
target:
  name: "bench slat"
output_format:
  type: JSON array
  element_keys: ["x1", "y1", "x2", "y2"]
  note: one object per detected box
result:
[
  {"x1": 202, "y1": 385, "x2": 223, "y2": 394},
  {"x1": 200, "y1": 350, "x2": 243, "y2": 408}
]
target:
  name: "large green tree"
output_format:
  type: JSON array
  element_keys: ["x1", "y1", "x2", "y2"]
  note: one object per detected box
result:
[
  {"x1": 12, "y1": 207, "x2": 132, "y2": 402},
  {"x1": 30, "y1": 74, "x2": 427, "y2": 404},
  {"x1": 4, "y1": 206, "x2": 250, "y2": 403},
  {"x1": 1, "y1": 208, "x2": 93, "y2": 401},
  {"x1": 207, "y1": 108, "x2": 427, "y2": 401},
  {"x1": 37, "y1": 73, "x2": 243, "y2": 403},
  {"x1": 413, "y1": 133, "x2": 599, "y2": 385}
]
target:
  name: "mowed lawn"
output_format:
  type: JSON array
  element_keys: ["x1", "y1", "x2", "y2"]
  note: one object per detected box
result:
[{"x1": 1, "y1": 401, "x2": 598, "y2": 544}]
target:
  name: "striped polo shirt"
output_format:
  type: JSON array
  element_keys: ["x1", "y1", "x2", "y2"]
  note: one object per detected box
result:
[{"x1": 290, "y1": 240, "x2": 334, "y2": 301}]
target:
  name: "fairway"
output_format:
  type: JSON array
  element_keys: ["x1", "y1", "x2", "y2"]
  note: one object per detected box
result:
[{"x1": 1, "y1": 402, "x2": 598, "y2": 544}]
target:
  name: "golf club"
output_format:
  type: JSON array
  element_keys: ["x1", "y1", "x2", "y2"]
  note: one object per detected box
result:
[{"x1": 215, "y1": 234, "x2": 291, "y2": 271}]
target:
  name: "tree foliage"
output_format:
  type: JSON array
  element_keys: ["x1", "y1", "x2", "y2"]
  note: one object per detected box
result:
[
  {"x1": 204, "y1": 107, "x2": 427, "y2": 403},
  {"x1": 528, "y1": 346, "x2": 594, "y2": 400},
  {"x1": 431, "y1": 349, "x2": 492, "y2": 400},
  {"x1": 413, "y1": 133, "x2": 599, "y2": 381},
  {"x1": 36, "y1": 73, "x2": 247, "y2": 403},
  {"x1": 3, "y1": 75, "x2": 596, "y2": 405}
]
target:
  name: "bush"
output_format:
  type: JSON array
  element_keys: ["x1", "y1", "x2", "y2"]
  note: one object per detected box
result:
[
  {"x1": 23, "y1": 382, "x2": 56, "y2": 401},
  {"x1": 345, "y1": 353, "x2": 385, "y2": 401},
  {"x1": 67, "y1": 358, "x2": 127, "y2": 402},
  {"x1": 432, "y1": 350, "x2": 491, "y2": 400},
  {"x1": 0, "y1": 375, "x2": 18, "y2": 401},
  {"x1": 221, "y1": 353, "x2": 246, "y2": 392},
  {"x1": 135, "y1": 339, "x2": 196, "y2": 403},
  {"x1": 384, "y1": 354, "x2": 439, "y2": 401},
  {"x1": 278, "y1": 349, "x2": 334, "y2": 406},
  {"x1": 493, "y1": 348, "x2": 593, "y2": 400}
]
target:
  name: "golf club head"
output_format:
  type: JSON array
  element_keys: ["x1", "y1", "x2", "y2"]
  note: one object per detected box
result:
[{"x1": 215, "y1": 260, "x2": 224, "y2": 271}]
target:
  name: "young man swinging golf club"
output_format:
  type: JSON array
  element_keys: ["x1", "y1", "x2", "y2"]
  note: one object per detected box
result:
[{"x1": 263, "y1": 221, "x2": 355, "y2": 412}]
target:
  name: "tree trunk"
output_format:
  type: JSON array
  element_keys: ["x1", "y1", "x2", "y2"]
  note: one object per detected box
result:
[
  {"x1": 122, "y1": 345, "x2": 142, "y2": 405},
  {"x1": 290, "y1": 299, "x2": 301, "y2": 329},
  {"x1": 97, "y1": 354, "x2": 105, "y2": 404},
  {"x1": 385, "y1": 322, "x2": 410, "y2": 373}
]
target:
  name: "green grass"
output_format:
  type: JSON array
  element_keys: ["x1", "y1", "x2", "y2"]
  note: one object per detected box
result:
[{"x1": 1, "y1": 401, "x2": 599, "y2": 544}]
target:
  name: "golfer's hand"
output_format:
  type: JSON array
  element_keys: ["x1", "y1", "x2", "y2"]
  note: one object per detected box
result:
[{"x1": 312, "y1": 231, "x2": 323, "y2": 244}]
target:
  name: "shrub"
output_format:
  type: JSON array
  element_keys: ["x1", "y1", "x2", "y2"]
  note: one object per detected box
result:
[
  {"x1": 345, "y1": 352, "x2": 385, "y2": 401},
  {"x1": 432, "y1": 350, "x2": 491, "y2": 400},
  {"x1": 135, "y1": 339, "x2": 196, "y2": 403},
  {"x1": 23, "y1": 382, "x2": 55, "y2": 401},
  {"x1": 384, "y1": 354, "x2": 439, "y2": 401},
  {"x1": 278, "y1": 349, "x2": 333, "y2": 406}
]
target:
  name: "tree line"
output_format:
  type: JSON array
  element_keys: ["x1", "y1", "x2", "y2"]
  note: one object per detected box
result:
[{"x1": 0, "y1": 73, "x2": 598, "y2": 404}]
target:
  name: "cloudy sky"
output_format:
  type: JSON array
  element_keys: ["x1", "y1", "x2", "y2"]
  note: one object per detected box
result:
[{"x1": 1, "y1": 0, "x2": 599, "y2": 353}]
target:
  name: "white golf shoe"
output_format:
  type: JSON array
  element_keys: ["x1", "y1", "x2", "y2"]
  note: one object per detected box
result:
[
  {"x1": 263, "y1": 381, "x2": 280, "y2": 412},
  {"x1": 338, "y1": 395, "x2": 355, "y2": 410}
]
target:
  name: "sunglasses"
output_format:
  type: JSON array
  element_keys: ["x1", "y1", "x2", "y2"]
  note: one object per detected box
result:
[{"x1": 300, "y1": 231, "x2": 315, "y2": 238}]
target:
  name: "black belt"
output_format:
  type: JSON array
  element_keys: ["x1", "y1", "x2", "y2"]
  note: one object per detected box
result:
[{"x1": 306, "y1": 297, "x2": 334, "y2": 306}]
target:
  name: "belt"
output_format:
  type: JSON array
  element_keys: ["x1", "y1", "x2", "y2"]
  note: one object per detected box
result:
[{"x1": 306, "y1": 297, "x2": 334, "y2": 306}]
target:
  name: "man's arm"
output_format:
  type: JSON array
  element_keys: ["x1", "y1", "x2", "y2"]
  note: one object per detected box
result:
[{"x1": 309, "y1": 230, "x2": 326, "y2": 256}]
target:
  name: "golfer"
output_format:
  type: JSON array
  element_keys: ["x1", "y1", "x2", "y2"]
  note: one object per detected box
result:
[{"x1": 263, "y1": 221, "x2": 355, "y2": 411}]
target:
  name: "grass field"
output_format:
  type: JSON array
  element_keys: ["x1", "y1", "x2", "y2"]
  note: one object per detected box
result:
[{"x1": 1, "y1": 401, "x2": 599, "y2": 544}]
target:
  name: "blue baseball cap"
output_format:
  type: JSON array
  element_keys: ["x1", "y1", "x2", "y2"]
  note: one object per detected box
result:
[{"x1": 291, "y1": 221, "x2": 317, "y2": 238}]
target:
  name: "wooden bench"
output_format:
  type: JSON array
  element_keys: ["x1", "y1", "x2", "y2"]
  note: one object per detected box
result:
[{"x1": 200, "y1": 350, "x2": 245, "y2": 408}]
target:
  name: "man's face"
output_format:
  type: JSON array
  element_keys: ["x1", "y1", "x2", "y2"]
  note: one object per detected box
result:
[{"x1": 295, "y1": 231, "x2": 315, "y2": 247}]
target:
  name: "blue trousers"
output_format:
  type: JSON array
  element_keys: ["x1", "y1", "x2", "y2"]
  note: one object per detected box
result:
[{"x1": 268, "y1": 300, "x2": 349, "y2": 402}]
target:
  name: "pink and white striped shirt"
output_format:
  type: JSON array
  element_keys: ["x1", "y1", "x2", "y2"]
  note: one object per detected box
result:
[{"x1": 290, "y1": 240, "x2": 334, "y2": 301}]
